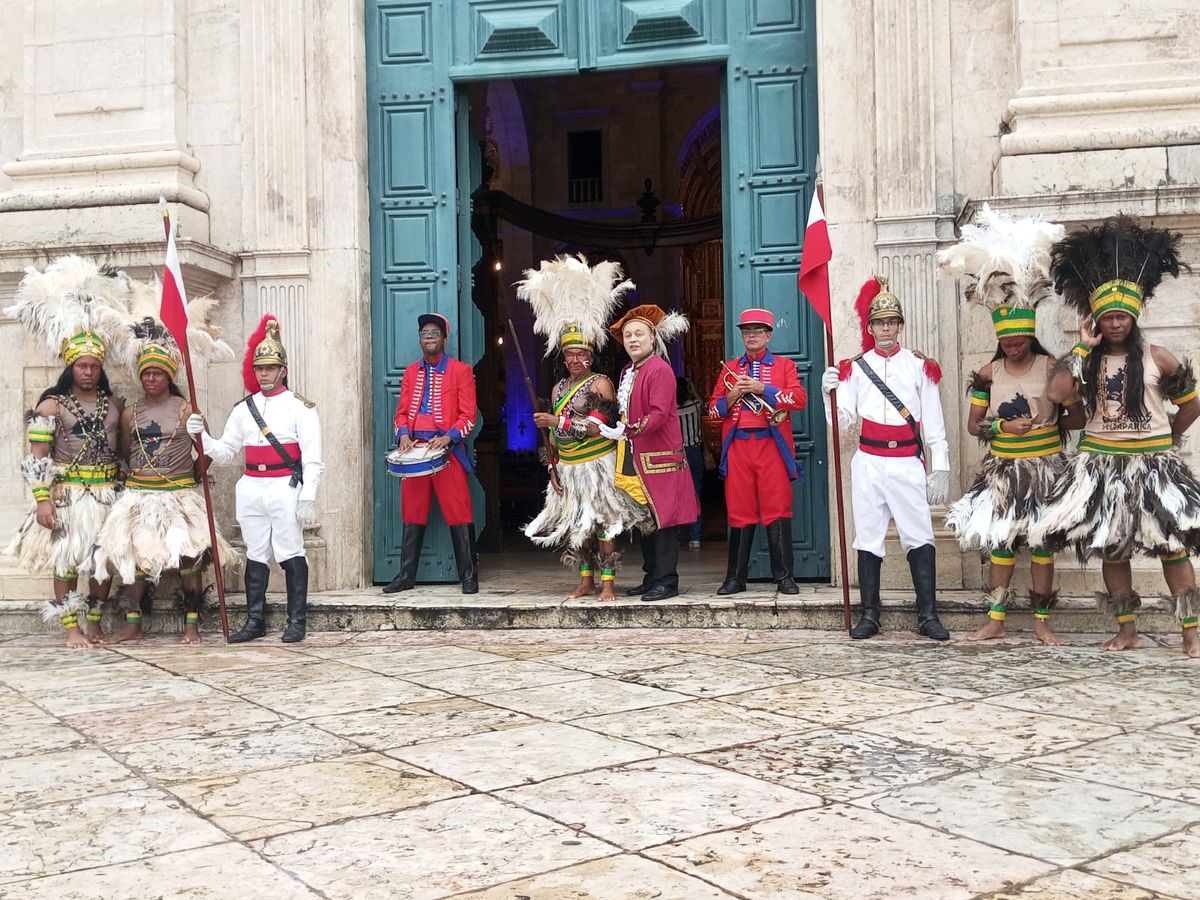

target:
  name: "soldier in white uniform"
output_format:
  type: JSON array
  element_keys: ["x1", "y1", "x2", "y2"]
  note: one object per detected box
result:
[
  {"x1": 821, "y1": 276, "x2": 951, "y2": 641},
  {"x1": 187, "y1": 315, "x2": 323, "y2": 642}
]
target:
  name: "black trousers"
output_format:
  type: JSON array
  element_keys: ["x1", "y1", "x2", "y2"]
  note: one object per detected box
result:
[{"x1": 640, "y1": 526, "x2": 680, "y2": 592}]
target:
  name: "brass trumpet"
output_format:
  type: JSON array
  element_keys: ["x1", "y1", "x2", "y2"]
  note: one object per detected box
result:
[{"x1": 720, "y1": 362, "x2": 790, "y2": 425}]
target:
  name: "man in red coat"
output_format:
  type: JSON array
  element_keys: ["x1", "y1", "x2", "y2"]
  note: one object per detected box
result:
[
  {"x1": 709, "y1": 308, "x2": 807, "y2": 595},
  {"x1": 383, "y1": 313, "x2": 479, "y2": 594},
  {"x1": 600, "y1": 304, "x2": 700, "y2": 602}
]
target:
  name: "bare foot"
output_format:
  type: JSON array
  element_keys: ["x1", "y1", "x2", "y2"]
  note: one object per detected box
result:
[
  {"x1": 64, "y1": 626, "x2": 93, "y2": 650},
  {"x1": 1183, "y1": 627, "x2": 1199, "y2": 658},
  {"x1": 1101, "y1": 622, "x2": 1142, "y2": 651},
  {"x1": 179, "y1": 623, "x2": 203, "y2": 645},
  {"x1": 103, "y1": 623, "x2": 144, "y2": 645},
  {"x1": 82, "y1": 621, "x2": 104, "y2": 643},
  {"x1": 598, "y1": 582, "x2": 617, "y2": 602},
  {"x1": 1032, "y1": 619, "x2": 1065, "y2": 646},
  {"x1": 566, "y1": 578, "x2": 596, "y2": 600},
  {"x1": 965, "y1": 617, "x2": 1006, "y2": 642}
]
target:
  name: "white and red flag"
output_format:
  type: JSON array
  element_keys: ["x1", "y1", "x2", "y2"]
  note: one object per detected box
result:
[
  {"x1": 798, "y1": 191, "x2": 832, "y2": 332},
  {"x1": 158, "y1": 200, "x2": 189, "y2": 354}
]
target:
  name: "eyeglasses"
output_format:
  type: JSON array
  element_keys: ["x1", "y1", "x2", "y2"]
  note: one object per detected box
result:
[
  {"x1": 418, "y1": 330, "x2": 442, "y2": 338},
  {"x1": 741, "y1": 327, "x2": 770, "y2": 336}
]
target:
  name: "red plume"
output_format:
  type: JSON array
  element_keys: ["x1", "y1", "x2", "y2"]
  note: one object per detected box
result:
[
  {"x1": 854, "y1": 277, "x2": 881, "y2": 353},
  {"x1": 243, "y1": 314, "x2": 276, "y2": 393}
]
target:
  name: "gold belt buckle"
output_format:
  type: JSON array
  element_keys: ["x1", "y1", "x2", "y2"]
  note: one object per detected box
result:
[
  {"x1": 256, "y1": 464, "x2": 267, "y2": 472},
  {"x1": 887, "y1": 440, "x2": 897, "y2": 448}
]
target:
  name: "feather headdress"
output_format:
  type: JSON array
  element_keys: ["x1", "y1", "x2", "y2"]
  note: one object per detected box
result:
[
  {"x1": 515, "y1": 254, "x2": 633, "y2": 357},
  {"x1": 4, "y1": 256, "x2": 137, "y2": 366},
  {"x1": 938, "y1": 204, "x2": 1065, "y2": 339},
  {"x1": 120, "y1": 272, "x2": 234, "y2": 369},
  {"x1": 1049, "y1": 215, "x2": 1184, "y2": 320}
]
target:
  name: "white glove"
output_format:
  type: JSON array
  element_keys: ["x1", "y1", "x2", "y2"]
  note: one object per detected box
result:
[
  {"x1": 186, "y1": 414, "x2": 205, "y2": 435},
  {"x1": 927, "y1": 470, "x2": 949, "y2": 506},
  {"x1": 821, "y1": 366, "x2": 840, "y2": 396},
  {"x1": 597, "y1": 420, "x2": 626, "y2": 441},
  {"x1": 296, "y1": 498, "x2": 317, "y2": 528}
]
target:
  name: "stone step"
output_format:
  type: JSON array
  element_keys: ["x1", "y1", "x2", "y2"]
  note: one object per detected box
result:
[{"x1": 0, "y1": 587, "x2": 1180, "y2": 636}]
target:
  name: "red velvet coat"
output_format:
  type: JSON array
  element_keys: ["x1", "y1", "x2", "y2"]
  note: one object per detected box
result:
[
  {"x1": 622, "y1": 355, "x2": 700, "y2": 530},
  {"x1": 708, "y1": 350, "x2": 807, "y2": 479},
  {"x1": 393, "y1": 354, "x2": 478, "y2": 472}
]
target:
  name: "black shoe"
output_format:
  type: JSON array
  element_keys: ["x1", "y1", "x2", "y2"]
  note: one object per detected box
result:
[
  {"x1": 280, "y1": 556, "x2": 308, "y2": 643},
  {"x1": 909, "y1": 544, "x2": 949, "y2": 641},
  {"x1": 716, "y1": 526, "x2": 756, "y2": 596},
  {"x1": 626, "y1": 582, "x2": 651, "y2": 596},
  {"x1": 766, "y1": 519, "x2": 799, "y2": 594},
  {"x1": 229, "y1": 560, "x2": 269, "y2": 643},
  {"x1": 382, "y1": 524, "x2": 425, "y2": 594},
  {"x1": 641, "y1": 584, "x2": 679, "y2": 602},
  {"x1": 450, "y1": 524, "x2": 478, "y2": 594},
  {"x1": 850, "y1": 551, "x2": 883, "y2": 639}
]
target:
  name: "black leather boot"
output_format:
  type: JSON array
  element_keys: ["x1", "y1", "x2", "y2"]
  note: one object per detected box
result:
[
  {"x1": 229, "y1": 560, "x2": 269, "y2": 643},
  {"x1": 280, "y1": 556, "x2": 309, "y2": 642},
  {"x1": 766, "y1": 519, "x2": 799, "y2": 594},
  {"x1": 627, "y1": 532, "x2": 654, "y2": 595},
  {"x1": 851, "y1": 551, "x2": 882, "y2": 639},
  {"x1": 909, "y1": 544, "x2": 949, "y2": 641},
  {"x1": 716, "y1": 526, "x2": 756, "y2": 596},
  {"x1": 383, "y1": 524, "x2": 425, "y2": 593},
  {"x1": 450, "y1": 524, "x2": 479, "y2": 594},
  {"x1": 641, "y1": 527, "x2": 680, "y2": 602}
]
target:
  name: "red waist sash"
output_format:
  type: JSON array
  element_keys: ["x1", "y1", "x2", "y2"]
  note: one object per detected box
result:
[
  {"x1": 859, "y1": 420, "x2": 920, "y2": 458},
  {"x1": 245, "y1": 442, "x2": 301, "y2": 477}
]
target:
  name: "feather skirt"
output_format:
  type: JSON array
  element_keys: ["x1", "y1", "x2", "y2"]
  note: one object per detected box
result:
[
  {"x1": 524, "y1": 453, "x2": 653, "y2": 567},
  {"x1": 4, "y1": 484, "x2": 117, "y2": 580},
  {"x1": 92, "y1": 488, "x2": 237, "y2": 584},
  {"x1": 947, "y1": 453, "x2": 1067, "y2": 552},
  {"x1": 1028, "y1": 450, "x2": 1200, "y2": 562}
]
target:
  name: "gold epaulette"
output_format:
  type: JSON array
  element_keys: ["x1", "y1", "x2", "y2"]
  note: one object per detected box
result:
[{"x1": 293, "y1": 392, "x2": 317, "y2": 408}]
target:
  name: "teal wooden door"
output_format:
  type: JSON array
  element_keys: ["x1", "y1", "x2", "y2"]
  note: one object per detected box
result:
[
  {"x1": 367, "y1": 0, "x2": 825, "y2": 582},
  {"x1": 722, "y1": 4, "x2": 827, "y2": 579}
]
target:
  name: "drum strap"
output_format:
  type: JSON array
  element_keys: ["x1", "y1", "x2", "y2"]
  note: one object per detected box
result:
[{"x1": 245, "y1": 397, "x2": 304, "y2": 488}]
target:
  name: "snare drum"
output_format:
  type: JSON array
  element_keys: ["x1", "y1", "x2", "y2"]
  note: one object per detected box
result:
[{"x1": 386, "y1": 443, "x2": 450, "y2": 479}]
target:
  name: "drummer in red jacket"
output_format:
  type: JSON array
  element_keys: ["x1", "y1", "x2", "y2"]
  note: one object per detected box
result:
[{"x1": 383, "y1": 313, "x2": 479, "y2": 594}]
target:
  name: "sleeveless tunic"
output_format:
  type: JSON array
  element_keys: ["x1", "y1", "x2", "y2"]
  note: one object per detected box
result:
[{"x1": 128, "y1": 396, "x2": 195, "y2": 487}]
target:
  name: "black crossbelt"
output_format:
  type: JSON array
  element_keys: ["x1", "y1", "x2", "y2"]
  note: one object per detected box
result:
[{"x1": 244, "y1": 396, "x2": 304, "y2": 487}]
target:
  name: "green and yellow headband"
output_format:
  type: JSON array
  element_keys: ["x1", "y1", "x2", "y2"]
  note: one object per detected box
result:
[
  {"x1": 990, "y1": 306, "x2": 1037, "y2": 338},
  {"x1": 61, "y1": 331, "x2": 105, "y2": 365},
  {"x1": 137, "y1": 343, "x2": 180, "y2": 378},
  {"x1": 559, "y1": 323, "x2": 594, "y2": 352},
  {"x1": 1089, "y1": 279, "x2": 1144, "y2": 319}
]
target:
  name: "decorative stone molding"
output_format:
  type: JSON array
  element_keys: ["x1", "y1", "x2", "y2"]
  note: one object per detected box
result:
[{"x1": 239, "y1": 251, "x2": 312, "y2": 395}]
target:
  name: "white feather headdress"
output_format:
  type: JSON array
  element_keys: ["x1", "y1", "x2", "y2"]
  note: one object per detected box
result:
[
  {"x1": 515, "y1": 254, "x2": 633, "y2": 357},
  {"x1": 938, "y1": 204, "x2": 1065, "y2": 312}
]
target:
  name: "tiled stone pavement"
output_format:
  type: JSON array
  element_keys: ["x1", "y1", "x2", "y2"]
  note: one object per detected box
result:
[{"x1": 0, "y1": 628, "x2": 1197, "y2": 899}]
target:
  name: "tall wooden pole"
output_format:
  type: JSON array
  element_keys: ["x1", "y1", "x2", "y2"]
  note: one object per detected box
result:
[{"x1": 161, "y1": 204, "x2": 230, "y2": 641}]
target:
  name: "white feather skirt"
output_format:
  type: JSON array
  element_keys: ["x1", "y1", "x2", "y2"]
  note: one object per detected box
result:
[
  {"x1": 4, "y1": 484, "x2": 116, "y2": 580},
  {"x1": 947, "y1": 452, "x2": 1067, "y2": 552},
  {"x1": 92, "y1": 488, "x2": 237, "y2": 584},
  {"x1": 1029, "y1": 450, "x2": 1200, "y2": 562},
  {"x1": 524, "y1": 453, "x2": 653, "y2": 566}
]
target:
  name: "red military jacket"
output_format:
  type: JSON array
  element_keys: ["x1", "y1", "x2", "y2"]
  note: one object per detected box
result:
[
  {"x1": 708, "y1": 350, "x2": 807, "y2": 479},
  {"x1": 393, "y1": 354, "x2": 478, "y2": 471}
]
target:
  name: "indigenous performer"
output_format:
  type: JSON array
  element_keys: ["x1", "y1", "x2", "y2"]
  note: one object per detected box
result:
[
  {"x1": 600, "y1": 304, "x2": 700, "y2": 602},
  {"x1": 187, "y1": 315, "x2": 323, "y2": 642},
  {"x1": 1032, "y1": 216, "x2": 1200, "y2": 657},
  {"x1": 517, "y1": 255, "x2": 652, "y2": 600},
  {"x1": 94, "y1": 320, "x2": 235, "y2": 645},
  {"x1": 820, "y1": 276, "x2": 951, "y2": 641},
  {"x1": 4, "y1": 257, "x2": 128, "y2": 648},
  {"x1": 708, "y1": 308, "x2": 808, "y2": 595},
  {"x1": 941, "y1": 208, "x2": 1082, "y2": 645},
  {"x1": 382, "y1": 313, "x2": 480, "y2": 594}
]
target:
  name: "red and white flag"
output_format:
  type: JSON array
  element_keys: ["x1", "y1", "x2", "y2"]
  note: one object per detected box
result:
[
  {"x1": 798, "y1": 191, "x2": 833, "y2": 332},
  {"x1": 159, "y1": 201, "x2": 189, "y2": 354}
]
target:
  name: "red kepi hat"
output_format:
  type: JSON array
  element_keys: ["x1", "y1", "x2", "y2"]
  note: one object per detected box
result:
[{"x1": 737, "y1": 308, "x2": 774, "y2": 330}]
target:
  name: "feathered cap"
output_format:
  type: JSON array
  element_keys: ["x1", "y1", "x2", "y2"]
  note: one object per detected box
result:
[
  {"x1": 4, "y1": 256, "x2": 136, "y2": 366},
  {"x1": 609, "y1": 303, "x2": 689, "y2": 357},
  {"x1": 938, "y1": 204, "x2": 1064, "y2": 339},
  {"x1": 243, "y1": 315, "x2": 287, "y2": 392},
  {"x1": 1049, "y1": 215, "x2": 1183, "y2": 321},
  {"x1": 131, "y1": 318, "x2": 182, "y2": 378},
  {"x1": 516, "y1": 254, "x2": 632, "y2": 357},
  {"x1": 853, "y1": 275, "x2": 903, "y2": 352}
]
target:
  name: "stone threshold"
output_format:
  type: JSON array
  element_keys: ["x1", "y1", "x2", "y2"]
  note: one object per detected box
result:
[{"x1": 0, "y1": 587, "x2": 1178, "y2": 635}]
